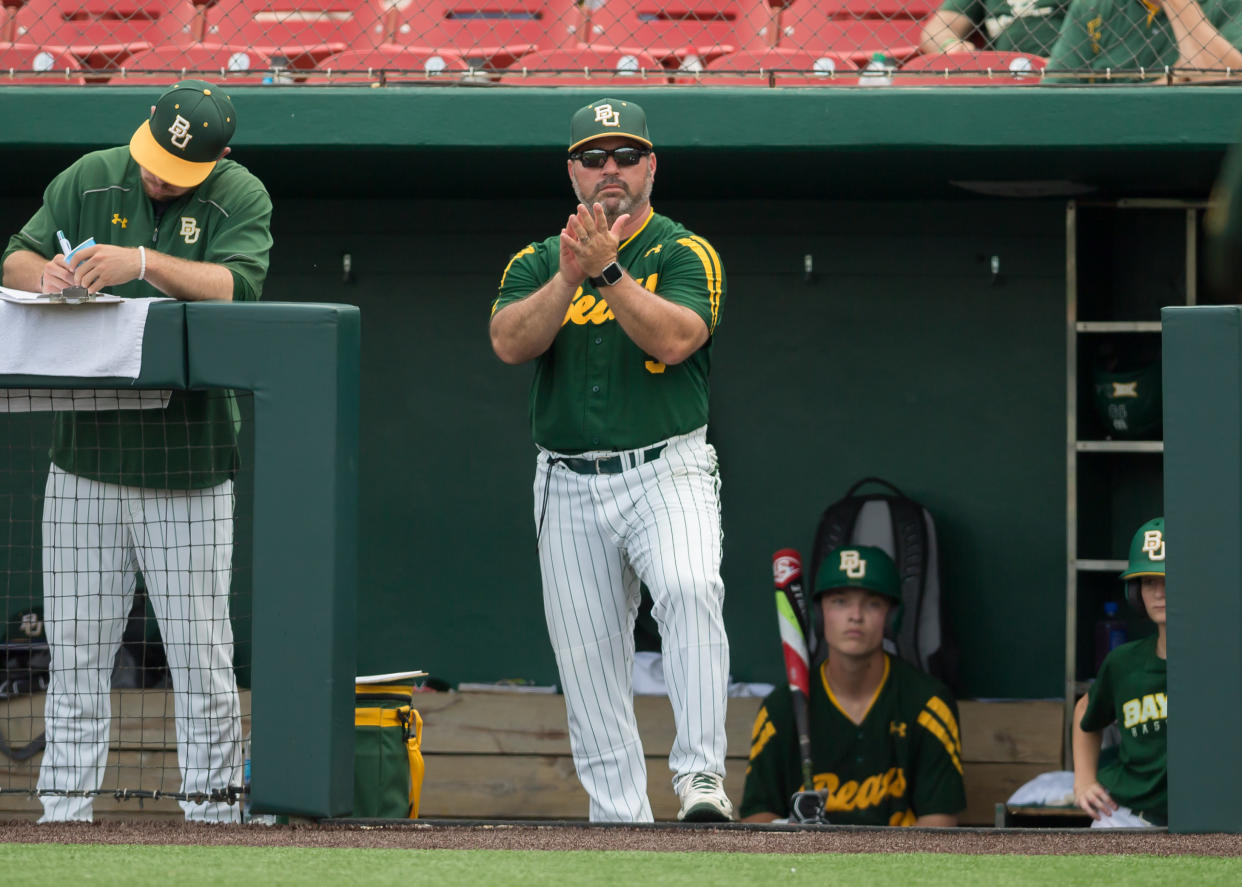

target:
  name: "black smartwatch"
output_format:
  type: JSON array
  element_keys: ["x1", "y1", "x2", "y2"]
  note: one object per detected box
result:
[{"x1": 589, "y1": 261, "x2": 624, "y2": 288}]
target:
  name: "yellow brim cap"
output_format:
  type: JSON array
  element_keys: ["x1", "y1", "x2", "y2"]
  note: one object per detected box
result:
[{"x1": 129, "y1": 120, "x2": 218, "y2": 189}]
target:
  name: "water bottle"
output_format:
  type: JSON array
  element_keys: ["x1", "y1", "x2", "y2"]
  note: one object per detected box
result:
[
  {"x1": 859, "y1": 52, "x2": 895, "y2": 87},
  {"x1": 1093, "y1": 601, "x2": 1128, "y2": 671}
]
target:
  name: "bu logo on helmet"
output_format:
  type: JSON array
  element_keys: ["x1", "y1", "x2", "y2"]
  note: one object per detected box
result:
[
  {"x1": 594, "y1": 104, "x2": 621, "y2": 127},
  {"x1": 840, "y1": 550, "x2": 866, "y2": 579},
  {"x1": 1142, "y1": 530, "x2": 1166, "y2": 561}
]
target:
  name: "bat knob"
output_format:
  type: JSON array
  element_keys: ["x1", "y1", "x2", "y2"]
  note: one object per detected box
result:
[{"x1": 789, "y1": 790, "x2": 828, "y2": 825}]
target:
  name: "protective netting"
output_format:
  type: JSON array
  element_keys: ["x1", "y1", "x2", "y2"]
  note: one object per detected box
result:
[
  {"x1": 2, "y1": 0, "x2": 1241, "y2": 85},
  {"x1": 0, "y1": 388, "x2": 253, "y2": 821}
]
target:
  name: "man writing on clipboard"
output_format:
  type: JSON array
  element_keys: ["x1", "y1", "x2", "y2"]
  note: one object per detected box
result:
[{"x1": 0, "y1": 79, "x2": 272, "y2": 824}]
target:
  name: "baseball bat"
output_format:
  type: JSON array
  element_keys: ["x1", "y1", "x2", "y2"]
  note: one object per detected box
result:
[{"x1": 772, "y1": 548, "x2": 826, "y2": 823}]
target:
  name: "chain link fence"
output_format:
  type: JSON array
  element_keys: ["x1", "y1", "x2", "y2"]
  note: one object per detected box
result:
[{"x1": 1, "y1": 2, "x2": 1240, "y2": 87}]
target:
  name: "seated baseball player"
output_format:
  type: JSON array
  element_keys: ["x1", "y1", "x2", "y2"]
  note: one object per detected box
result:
[
  {"x1": 1073, "y1": 517, "x2": 1168, "y2": 828},
  {"x1": 739, "y1": 546, "x2": 965, "y2": 825}
]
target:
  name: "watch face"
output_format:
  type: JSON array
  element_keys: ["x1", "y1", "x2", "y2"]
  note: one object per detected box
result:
[{"x1": 601, "y1": 262, "x2": 623, "y2": 285}]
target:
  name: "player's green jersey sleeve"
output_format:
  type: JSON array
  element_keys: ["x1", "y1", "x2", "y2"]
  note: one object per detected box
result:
[
  {"x1": 739, "y1": 687, "x2": 799, "y2": 819},
  {"x1": 493, "y1": 241, "x2": 554, "y2": 315},
  {"x1": 657, "y1": 234, "x2": 725, "y2": 336},
  {"x1": 909, "y1": 693, "x2": 968, "y2": 817},
  {"x1": 199, "y1": 168, "x2": 273, "y2": 302}
]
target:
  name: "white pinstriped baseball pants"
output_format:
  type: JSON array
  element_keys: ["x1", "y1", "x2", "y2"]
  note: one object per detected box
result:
[
  {"x1": 534, "y1": 426, "x2": 730, "y2": 822},
  {"x1": 37, "y1": 465, "x2": 243, "y2": 823}
]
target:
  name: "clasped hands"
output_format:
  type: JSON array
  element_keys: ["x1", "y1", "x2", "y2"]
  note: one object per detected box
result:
[{"x1": 559, "y1": 202, "x2": 630, "y2": 285}]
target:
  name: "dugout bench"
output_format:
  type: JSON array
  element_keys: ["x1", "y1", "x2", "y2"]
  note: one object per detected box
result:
[{"x1": 0, "y1": 692, "x2": 1068, "y2": 824}]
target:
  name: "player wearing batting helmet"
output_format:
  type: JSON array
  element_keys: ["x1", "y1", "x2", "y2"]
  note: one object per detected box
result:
[
  {"x1": 1073, "y1": 517, "x2": 1168, "y2": 828},
  {"x1": 740, "y1": 546, "x2": 965, "y2": 825},
  {"x1": 490, "y1": 98, "x2": 731, "y2": 823}
]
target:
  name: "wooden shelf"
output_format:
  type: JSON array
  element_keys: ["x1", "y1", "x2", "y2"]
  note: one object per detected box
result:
[{"x1": 1076, "y1": 440, "x2": 1163, "y2": 453}]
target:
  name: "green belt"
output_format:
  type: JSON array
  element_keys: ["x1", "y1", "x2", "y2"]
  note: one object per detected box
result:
[{"x1": 558, "y1": 443, "x2": 668, "y2": 475}]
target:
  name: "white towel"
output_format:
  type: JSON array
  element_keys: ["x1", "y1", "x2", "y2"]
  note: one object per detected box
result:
[{"x1": 0, "y1": 295, "x2": 167, "y2": 379}]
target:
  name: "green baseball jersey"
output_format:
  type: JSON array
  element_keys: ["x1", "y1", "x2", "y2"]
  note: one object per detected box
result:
[
  {"x1": 1047, "y1": 0, "x2": 1242, "y2": 76},
  {"x1": 740, "y1": 655, "x2": 966, "y2": 825},
  {"x1": 3, "y1": 146, "x2": 273, "y2": 489},
  {"x1": 937, "y1": 0, "x2": 1067, "y2": 55},
  {"x1": 1079, "y1": 634, "x2": 1167, "y2": 821},
  {"x1": 492, "y1": 209, "x2": 724, "y2": 453}
]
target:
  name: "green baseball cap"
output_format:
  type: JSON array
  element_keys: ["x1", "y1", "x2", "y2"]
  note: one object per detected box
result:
[
  {"x1": 569, "y1": 98, "x2": 653, "y2": 153},
  {"x1": 1121, "y1": 516, "x2": 1166, "y2": 580},
  {"x1": 130, "y1": 79, "x2": 236, "y2": 188},
  {"x1": 814, "y1": 545, "x2": 902, "y2": 604}
]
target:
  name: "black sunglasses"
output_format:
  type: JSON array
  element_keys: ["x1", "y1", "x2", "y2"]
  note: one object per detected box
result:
[{"x1": 570, "y1": 146, "x2": 651, "y2": 168}]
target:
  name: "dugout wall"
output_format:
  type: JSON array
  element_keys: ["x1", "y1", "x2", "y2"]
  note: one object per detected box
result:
[
  {"x1": 2, "y1": 86, "x2": 1241, "y2": 704},
  {"x1": 0, "y1": 302, "x2": 359, "y2": 819}
]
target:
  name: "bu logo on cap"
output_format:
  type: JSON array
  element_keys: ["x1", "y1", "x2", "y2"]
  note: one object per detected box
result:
[
  {"x1": 840, "y1": 550, "x2": 866, "y2": 579},
  {"x1": 168, "y1": 114, "x2": 193, "y2": 150},
  {"x1": 1142, "y1": 530, "x2": 1165, "y2": 561},
  {"x1": 594, "y1": 104, "x2": 621, "y2": 127}
]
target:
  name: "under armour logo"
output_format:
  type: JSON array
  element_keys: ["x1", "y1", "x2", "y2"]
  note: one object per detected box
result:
[
  {"x1": 1111, "y1": 381, "x2": 1139, "y2": 398},
  {"x1": 180, "y1": 217, "x2": 201, "y2": 244},
  {"x1": 111, "y1": 213, "x2": 128, "y2": 228},
  {"x1": 889, "y1": 721, "x2": 907, "y2": 738},
  {"x1": 840, "y1": 550, "x2": 866, "y2": 579},
  {"x1": 168, "y1": 114, "x2": 193, "y2": 150},
  {"x1": 594, "y1": 104, "x2": 621, "y2": 127},
  {"x1": 1142, "y1": 530, "x2": 1165, "y2": 562}
]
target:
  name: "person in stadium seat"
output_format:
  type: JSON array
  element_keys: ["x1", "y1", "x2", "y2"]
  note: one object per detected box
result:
[
  {"x1": 1045, "y1": 0, "x2": 1242, "y2": 78},
  {"x1": 2, "y1": 79, "x2": 271, "y2": 824},
  {"x1": 919, "y1": 0, "x2": 1067, "y2": 57}
]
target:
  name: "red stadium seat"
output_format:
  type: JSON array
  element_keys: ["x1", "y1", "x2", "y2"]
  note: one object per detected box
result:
[
  {"x1": 111, "y1": 41, "x2": 287, "y2": 82},
  {"x1": 783, "y1": 0, "x2": 941, "y2": 20},
  {"x1": 770, "y1": 2, "x2": 925, "y2": 63},
  {"x1": 200, "y1": 0, "x2": 385, "y2": 69},
  {"x1": 892, "y1": 50, "x2": 1047, "y2": 84},
  {"x1": 583, "y1": 0, "x2": 769, "y2": 70},
  {"x1": 498, "y1": 47, "x2": 671, "y2": 84},
  {"x1": 0, "y1": 41, "x2": 86, "y2": 82},
  {"x1": 697, "y1": 47, "x2": 858, "y2": 85},
  {"x1": 307, "y1": 45, "x2": 473, "y2": 82},
  {"x1": 384, "y1": 0, "x2": 575, "y2": 71},
  {"x1": 12, "y1": 0, "x2": 198, "y2": 70}
]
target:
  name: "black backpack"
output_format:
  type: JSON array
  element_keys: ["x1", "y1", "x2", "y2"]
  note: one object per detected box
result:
[{"x1": 806, "y1": 477, "x2": 959, "y2": 692}]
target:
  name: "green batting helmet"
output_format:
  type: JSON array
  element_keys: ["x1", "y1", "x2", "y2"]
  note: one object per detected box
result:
[
  {"x1": 1120, "y1": 516, "x2": 1165, "y2": 616},
  {"x1": 814, "y1": 545, "x2": 903, "y2": 633},
  {"x1": 1091, "y1": 341, "x2": 1162, "y2": 440}
]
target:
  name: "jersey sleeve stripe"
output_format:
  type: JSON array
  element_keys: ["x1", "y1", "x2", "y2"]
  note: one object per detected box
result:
[
  {"x1": 917, "y1": 710, "x2": 964, "y2": 775},
  {"x1": 676, "y1": 236, "x2": 722, "y2": 332},
  {"x1": 496, "y1": 245, "x2": 537, "y2": 300},
  {"x1": 686, "y1": 235, "x2": 723, "y2": 331},
  {"x1": 750, "y1": 705, "x2": 778, "y2": 760},
  {"x1": 924, "y1": 696, "x2": 962, "y2": 753}
]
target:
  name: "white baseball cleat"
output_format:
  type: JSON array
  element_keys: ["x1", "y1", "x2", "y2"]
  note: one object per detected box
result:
[{"x1": 676, "y1": 772, "x2": 734, "y2": 822}]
